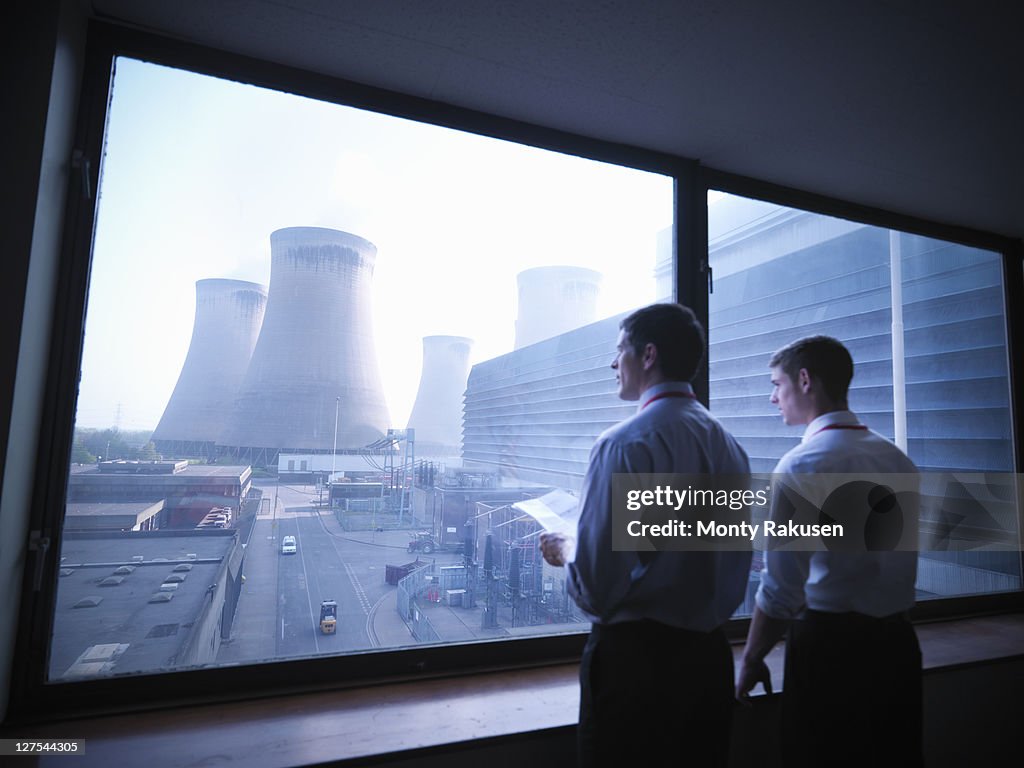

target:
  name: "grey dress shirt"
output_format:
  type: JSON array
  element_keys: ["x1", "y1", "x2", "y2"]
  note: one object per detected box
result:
[{"x1": 567, "y1": 381, "x2": 752, "y2": 630}]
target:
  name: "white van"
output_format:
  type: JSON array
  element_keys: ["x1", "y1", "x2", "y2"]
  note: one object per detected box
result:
[{"x1": 281, "y1": 535, "x2": 297, "y2": 555}]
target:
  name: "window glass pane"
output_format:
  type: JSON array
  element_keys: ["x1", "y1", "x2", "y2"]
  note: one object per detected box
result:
[
  {"x1": 53, "y1": 58, "x2": 672, "y2": 680},
  {"x1": 707, "y1": 191, "x2": 1021, "y2": 610}
]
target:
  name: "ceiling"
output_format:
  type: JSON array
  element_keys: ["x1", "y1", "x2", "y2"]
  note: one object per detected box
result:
[{"x1": 90, "y1": 0, "x2": 1023, "y2": 242}]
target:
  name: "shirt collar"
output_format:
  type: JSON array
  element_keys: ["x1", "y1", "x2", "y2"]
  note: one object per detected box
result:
[
  {"x1": 802, "y1": 409, "x2": 860, "y2": 443},
  {"x1": 636, "y1": 381, "x2": 695, "y2": 413}
]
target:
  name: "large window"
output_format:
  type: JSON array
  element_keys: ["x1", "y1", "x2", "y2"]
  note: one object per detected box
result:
[
  {"x1": 24, "y1": 33, "x2": 1021, "y2": 717},
  {"x1": 707, "y1": 191, "x2": 1021, "y2": 605},
  {"x1": 52, "y1": 57, "x2": 673, "y2": 681}
]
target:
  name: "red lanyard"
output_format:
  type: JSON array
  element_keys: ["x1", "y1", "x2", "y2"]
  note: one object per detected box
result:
[
  {"x1": 812, "y1": 423, "x2": 867, "y2": 436},
  {"x1": 642, "y1": 391, "x2": 697, "y2": 410}
]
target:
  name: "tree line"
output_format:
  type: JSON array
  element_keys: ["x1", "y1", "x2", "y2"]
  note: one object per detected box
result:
[{"x1": 71, "y1": 427, "x2": 159, "y2": 464}]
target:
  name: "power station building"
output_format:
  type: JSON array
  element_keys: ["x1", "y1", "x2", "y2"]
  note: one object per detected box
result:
[
  {"x1": 463, "y1": 313, "x2": 631, "y2": 490},
  {"x1": 460, "y1": 195, "x2": 1018, "y2": 601},
  {"x1": 67, "y1": 461, "x2": 252, "y2": 529},
  {"x1": 460, "y1": 265, "x2": 623, "y2": 488}
]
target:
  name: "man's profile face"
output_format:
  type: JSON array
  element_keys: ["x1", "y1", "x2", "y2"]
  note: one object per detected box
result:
[
  {"x1": 769, "y1": 365, "x2": 812, "y2": 426},
  {"x1": 612, "y1": 329, "x2": 644, "y2": 401}
]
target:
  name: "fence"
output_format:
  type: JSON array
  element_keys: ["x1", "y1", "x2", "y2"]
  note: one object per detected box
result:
[{"x1": 396, "y1": 562, "x2": 439, "y2": 642}]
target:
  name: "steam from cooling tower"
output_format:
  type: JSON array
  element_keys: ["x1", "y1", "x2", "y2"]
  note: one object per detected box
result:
[
  {"x1": 218, "y1": 227, "x2": 391, "y2": 458},
  {"x1": 152, "y1": 279, "x2": 268, "y2": 455},
  {"x1": 514, "y1": 266, "x2": 602, "y2": 349},
  {"x1": 406, "y1": 335, "x2": 474, "y2": 457}
]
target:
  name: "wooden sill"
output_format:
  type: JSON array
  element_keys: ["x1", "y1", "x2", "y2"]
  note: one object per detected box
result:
[{"x1": 3, "y1": 614, "x2": 1022, "y2": 767}]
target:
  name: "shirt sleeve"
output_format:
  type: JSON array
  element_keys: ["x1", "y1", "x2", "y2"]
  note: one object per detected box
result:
[
  {"x1": 566, "y1": 436, "x2": 648, "y2": 621},
  {"x1": 755, "y1": 471, "x2": 812, "y2": 620}
]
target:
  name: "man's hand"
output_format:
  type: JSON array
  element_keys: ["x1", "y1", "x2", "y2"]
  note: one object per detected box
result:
[
  {"x1": 735, "y1": 656, "x2": 773, "y2": 705},
  {"x1": 539, "y1": 532, "x2": 573, "y2": 566}
]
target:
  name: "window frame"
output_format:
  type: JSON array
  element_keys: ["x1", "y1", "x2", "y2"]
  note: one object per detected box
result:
[
  {"x1": 698, "y1": 167, "x2": 1024, "y2": 625},
  {"x1": 10, "y1": 20, "x2": 692, "y2": 721},
  {"x1": 10, "y1": 18, "x2": 1023, "y2": 722}
]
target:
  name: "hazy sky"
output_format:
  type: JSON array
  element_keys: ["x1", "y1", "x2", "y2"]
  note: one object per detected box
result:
[{"x1": 76, "y1": 58, "x2": 673, "y2": 431}]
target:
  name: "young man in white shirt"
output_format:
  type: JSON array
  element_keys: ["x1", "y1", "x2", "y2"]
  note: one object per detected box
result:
[{"x1": 736, "y1": 335, "x2": 922, "y2": 767}]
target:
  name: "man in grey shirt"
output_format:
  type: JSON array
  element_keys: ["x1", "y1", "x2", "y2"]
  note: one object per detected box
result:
[
  {"x1": 736, "y1": 335, "x2": 922, "y2": 767},
  {"x1": 541, "y1": 303, "x2": 751, "y2": 767}
]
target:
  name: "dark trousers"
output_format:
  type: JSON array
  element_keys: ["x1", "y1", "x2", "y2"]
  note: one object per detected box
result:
[
  {"x1": 578, "y1": 620, "x2": 734, "y2": 768},
  {"x1": 782, "y1": 609, "x2": 923, "y2": 768}
]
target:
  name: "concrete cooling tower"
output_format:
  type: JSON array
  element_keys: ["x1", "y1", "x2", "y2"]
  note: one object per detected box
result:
[
  {"x1": 152, "y1": 279, "x2": 268, "y2": 457},
  {"x1": 406, "y1": 335, "x2": 473, "y2": 457},
  {"x1": 218, "y1": 227, "x2": 390, "y2": 463},
  {"x1": 514, "y1": 266, "x2": 602, "y2": 349}
]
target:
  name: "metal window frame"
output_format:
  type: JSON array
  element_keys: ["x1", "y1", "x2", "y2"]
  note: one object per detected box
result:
[{"x1": 696, "y1": 167, "x2": 1024, "y2": 627}]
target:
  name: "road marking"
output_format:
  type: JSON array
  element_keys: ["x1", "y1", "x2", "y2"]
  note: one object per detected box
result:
[
  {"x1": 365, "y1": 591, "x2": 390, "y2": 648},
  {"x1": 293, "y1": 525, "x2": 321, "y2": 654},
  {"x1": 344, "y1": 562, "x2": 371, "y2": 615}
]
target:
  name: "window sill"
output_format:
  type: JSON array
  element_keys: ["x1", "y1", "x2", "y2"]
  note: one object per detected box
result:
[{"x1": 3, "y1": 613, "x2": 1023, "y2": 767}]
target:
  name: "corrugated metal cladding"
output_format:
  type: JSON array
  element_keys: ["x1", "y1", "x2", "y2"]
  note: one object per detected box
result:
[
  {"x1": 463, "y1": 196, "x2": 1017, "y2": 596},
  {"x1": 706, "y1": 196, "x2": 1012, "y2": 476},
  {"x1": 463, "y1": 312, "x2": 632, "y2": 491},
  {"x1": 463, "y1": 194, "x2": 1013, "y2": 489},
  {"x1": 706, "y1": 197, "x2": 1017, "y2": 594}
]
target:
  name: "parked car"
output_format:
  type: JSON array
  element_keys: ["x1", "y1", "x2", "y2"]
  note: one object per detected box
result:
[{"x1": 281, "y1": 535, "x2": 297, "y2": 554}]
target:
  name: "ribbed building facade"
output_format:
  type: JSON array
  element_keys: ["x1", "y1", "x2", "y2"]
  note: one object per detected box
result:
[
  {"x1": 706, "y1": 196, "x2": 1013, "y2": 475},
  {"x1": 463, "y1": 313, "x2": 631, "y2": 490},
  {"x1": 461, "y1": 196, "x2": 1017, "y2": 597},
  {"x1": 705, "y1": 195, "x2": 1017, "y2": 598}
]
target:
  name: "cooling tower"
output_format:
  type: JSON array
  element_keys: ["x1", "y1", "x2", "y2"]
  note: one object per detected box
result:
[
  {"x1": 514, "y1": 266, "x2": 602, "y2": 349},
  {"x1": 152, "y1": 279, "x2": 268, "y2": 457},
  {"x1": 218, "y1": 227, "x2": 390, "y2": 461},
  {"x1": 406, "y1": 335, "x2": 474, "y2": 457}
]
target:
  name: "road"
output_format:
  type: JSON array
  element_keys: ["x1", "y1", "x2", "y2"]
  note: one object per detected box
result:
[{"x1": 220, "y1": 480, "x2": 462, "y2": 664}]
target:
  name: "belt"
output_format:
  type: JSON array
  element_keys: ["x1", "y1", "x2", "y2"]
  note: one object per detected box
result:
[{"x1": 803, "y1": 608, "x2": 910, "y2": 625}]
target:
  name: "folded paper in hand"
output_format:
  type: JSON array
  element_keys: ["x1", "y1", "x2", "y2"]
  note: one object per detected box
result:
[{"x1": 512, "y1": 489, "x2": 580, "y2": 536}]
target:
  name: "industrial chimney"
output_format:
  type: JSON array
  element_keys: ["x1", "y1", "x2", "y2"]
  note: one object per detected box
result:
[
  {"x1": 406, "y1": 335, "x2": 474, "y2": 457},
  {"x1": 218, "y1": 227, "x2": 391, "y2": 463},
  {"x1": 152, "y1": 279, "x2": 268, "y2": 457},
  {"x1": 514, "y1": 266, "x2": 602, "y2": 349}
]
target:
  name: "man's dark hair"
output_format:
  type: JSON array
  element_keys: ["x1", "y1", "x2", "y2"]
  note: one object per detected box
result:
[
  {"x1": 769, "y1": 335, "x2": 854, "y2": 403},
  {"x1": 619, "y1": 303, "x2": 705, "y2": 382}
]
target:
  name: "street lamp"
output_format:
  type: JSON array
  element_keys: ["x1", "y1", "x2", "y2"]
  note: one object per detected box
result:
[{"x1": 331, "y1": 396, "x2": 340, "y2": 501}]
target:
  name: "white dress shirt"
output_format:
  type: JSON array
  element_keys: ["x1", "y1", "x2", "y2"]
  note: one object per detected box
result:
[
  {"x1": 567, "y1": 381, "x2": 752, "y2": 630},
  {"x1": 755, "y1": 410, "x2": 919, "y2": 619}
]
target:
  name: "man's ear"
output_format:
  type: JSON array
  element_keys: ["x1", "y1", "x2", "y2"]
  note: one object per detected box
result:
[
  {"x1": 642, "y1": 343, "x2": 658, "y2": 371},
  {"x1": 798, "y1": 368, "x2": 812, "y2": 393}
]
